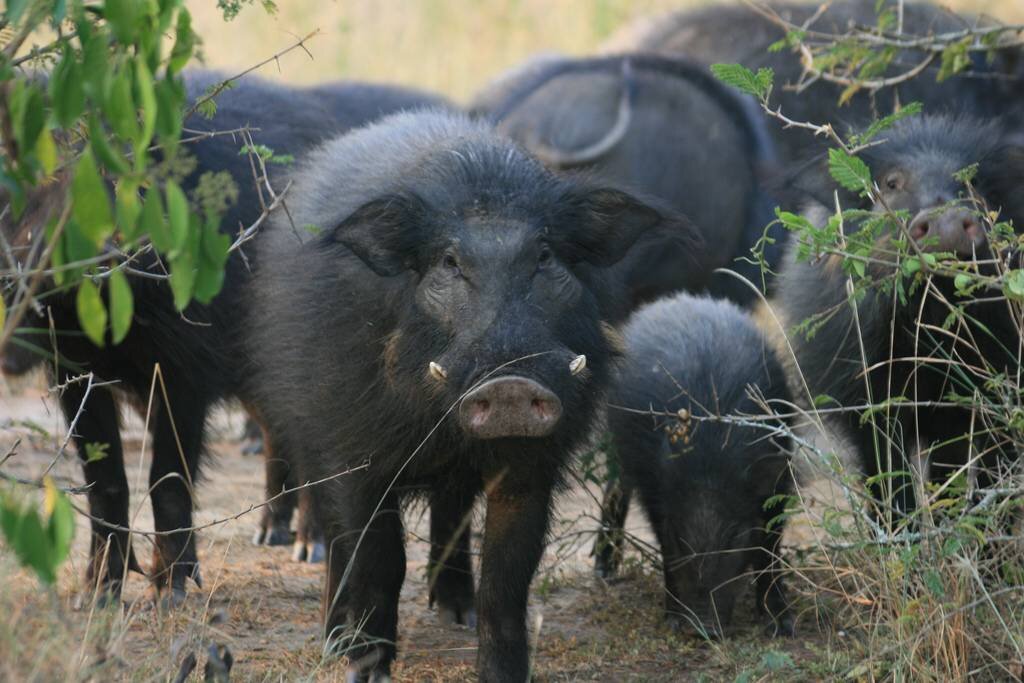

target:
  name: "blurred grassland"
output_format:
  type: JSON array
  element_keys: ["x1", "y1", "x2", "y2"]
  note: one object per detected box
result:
[{"x1": 187, "y1": 0, "x2": 1024, "y2": 102}]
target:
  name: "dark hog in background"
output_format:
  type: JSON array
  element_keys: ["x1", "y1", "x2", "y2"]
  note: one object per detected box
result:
[
  {"x1": 594, "y1": 293, "x2": 795, "y2": 638},
  {"x1": 472, "y1": 54, "x2": 782, "y2": 309},
  {"x1": 0, "y1": 72, "x2": 452, "y2": 602},
  {"x1": 776, "y1": 115, "x2": 1024, "y2": 521},
  {"x1": 244, "y1": 110, "x2": 705, "y2": 682},
  {"x1": 604, "y1": 0, "x2": 1024, "y2": 162}
]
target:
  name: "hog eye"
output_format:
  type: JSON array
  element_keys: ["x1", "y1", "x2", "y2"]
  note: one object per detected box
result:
[
  {"x1": 442, "y1": 252, "x2": 462, "y2": 277},
  {"x1": 537, "y1": 246, "x2": 553, "y2": 267},
  {"x1": 885, "y1": 173, "x2": 903, "y2": 191}
]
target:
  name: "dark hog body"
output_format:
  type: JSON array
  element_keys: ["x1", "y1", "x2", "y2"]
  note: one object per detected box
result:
[
  {"x1": 471, "y1": 54, "x2": 780, "y2": 309},
  {"x1": 594, "y1": 292, "x2": 795, "y2": 638},
  {"x1": 0, "y1": 71, "x2": 452, "y2": 601},
  {"x1": 777, "y1": 115, "x2": 1024, "y2": 521},
  {"x1": 243, "y1": 110, "x2": 702, "y2": 682},
  {"x1": 605, "y1": 0, "x2": 1022, "y2": 163}
]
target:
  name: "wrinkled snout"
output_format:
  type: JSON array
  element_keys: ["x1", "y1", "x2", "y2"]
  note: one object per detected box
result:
[
  {"x1": 458, "y1": 375, "x2": 562, "y2": 439},
  {"x1": 908, "y1": 206, "x2": 984, "y2": 256}
]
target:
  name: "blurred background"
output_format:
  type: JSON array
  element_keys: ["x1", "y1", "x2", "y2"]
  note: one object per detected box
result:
[{"x1": 187, "y1": 0, "x2": 1024, "y2": 101}]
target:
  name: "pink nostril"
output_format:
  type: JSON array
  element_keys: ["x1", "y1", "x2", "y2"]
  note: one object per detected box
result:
[{"x1": 911, "y1": 221, "x2": 929, "y2": 240}]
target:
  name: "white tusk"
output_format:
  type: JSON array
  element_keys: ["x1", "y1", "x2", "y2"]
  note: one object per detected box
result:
[
  {"x1": 428, "y1": 361, "x2": 448, "y2": 381},
  {"x1": 569, "y1": 354, "x2": 587, "y2": 376}
]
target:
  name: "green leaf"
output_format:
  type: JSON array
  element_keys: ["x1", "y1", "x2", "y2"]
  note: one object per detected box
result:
[
  {"x1": 87, "y1": 114, "x2": 130, "y2": 175},
  {"x1": 902, "y1": 256, "x2": 921, "y2": 276},
  {"x1": 1003, "y1": 270, "x2": 1024, "y2": 301},
  {"x1": 70, "y1": 149, "x2": 114, "y2": 247},
  {"x1": 12, "y1": 82, "x2": 45, "y2": 153},
  {"x1": 194, "y1": 220, "x2": 231, "y2": 303},
  {"x1": 49, "y1": 45, "x2": 85, "y2": 128},
  {"x1": 140, "y1": 188, "x2": 170, "y2": 252},
  {"x1": 43, "y1": 477, "x2": 74, "y2": 572},
  {"x1": 5, "y1": 0, "x2": 30, "y2": 24},
  {"x1": 0, "y1": 501, "x2": 54, "y2": 584},
  {"x1": 108, "y1": 269, "x2": 133, "y2": 344},
  {"x1": 710, "y1": 63, "x2": 773, "y2": 100},
  {"x1": 34, "y1": 129, "x2": 58, "y2": 176},
  {"x1": 134, "y1": 59, "x2": 158, "y2": 158},
  {"x1": 103, "y1": 0, "x2": 138, "y2": 45},
  {"x1": 856, "y1": 102, "x2": 922, "y2": 145},
  {"x1": 81, "y1": 28, "x2": 110, "y2": 102},
  {"x1": 105, "y1": 70, "x2": 140, "y2": 142},
  {"x1": 828, "y1": 148, "x2": 872, "y2": 194},
  {"x1": 954, "y1": 273, "x2": 973, "y2": 293},
  {"x1": 115, "y1": 180, "x2": 142, "y2": 240},
  {"x1": 76, "y1": 279, "x2": 107, "y2": 346},
  {"x1": 165, "y1": 180, "x2": 190, "y2": 254},
  {"x1": 84, "y1": 442, "x2": 109, "y2": 463},
  {"x1": 170, "y1": 250, "x2": 197, "y2": 312},
  {"x1": 168, "y1": 9, "x2": 195, "y2": 75},
  {"x1": 154, "y1": 78, "x2": 185, "y2": 142}
]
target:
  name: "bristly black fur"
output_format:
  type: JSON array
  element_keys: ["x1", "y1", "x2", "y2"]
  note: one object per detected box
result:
[
  {"x1": 778, "y1": 114, "x2": 1024, "y2": 521},
  {"x1": 243, "y1": 109, "x2": 703, "y2": 681},
  {"x1": 595, "y1": 292, "x2": 795, "y2": 637},
  {"x1": 0, "y1": 71, "x2": 451, "y2": 600},
  {"x1": 471, "y1": 53, "x2": 782, "y2": 309}
]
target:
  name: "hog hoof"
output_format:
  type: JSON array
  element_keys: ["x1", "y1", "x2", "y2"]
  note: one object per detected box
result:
[
  {"x1": 253, "y1": 523, "x2": 292, "y2": 547},
  {"x1": 157, "y1": 586, "x2": 189, "y2": 611},
  {"x1": 73, "y1": 587, "x2": 122, "y2": 612},
  {"x1": 437, "y1": 604, "x2": 477, "y2": 628},
  {"x1": 292, "y1": 539, "x2": 325, "y2": 563},
  {"x1": 344, "y1": 670, "x2": 391, "y2": 683},
  {"x1": 765, "y1": 615, "x2": 796, "y2": 638}
]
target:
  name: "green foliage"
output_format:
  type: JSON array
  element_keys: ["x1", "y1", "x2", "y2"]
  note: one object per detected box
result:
[
  {"x1": 0, "y1": 479, "x2": 75, "y2": 585},
  {"x1": 217, "y1": 0, "x2": 278, "y2": 21},
  {"x1": 710, "y1": 63, "x2": 773, "y2": 100},
  {"x1": 827, "y1": 148, "x2": 872, "y2": 194},
  {"x1": 0, "y1": 0, "x2": 239, "y2": 351}
]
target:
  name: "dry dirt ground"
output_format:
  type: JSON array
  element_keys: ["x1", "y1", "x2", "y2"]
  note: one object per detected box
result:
[{"x1": 0, "y1": 373, "x2": 849, "y2": 682}]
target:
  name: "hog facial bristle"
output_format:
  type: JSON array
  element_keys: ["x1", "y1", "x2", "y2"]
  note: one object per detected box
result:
[{"x1": 428, "y1": 361, "x2": 448, "y2": 381}]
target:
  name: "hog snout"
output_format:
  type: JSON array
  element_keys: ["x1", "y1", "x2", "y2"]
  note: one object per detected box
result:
[
  {"x1": 459, "y1": 375, "x2": 563, "y2": 439},
  {"x1": 908, "y1": 206, "x2": 984, "y2": 256}
]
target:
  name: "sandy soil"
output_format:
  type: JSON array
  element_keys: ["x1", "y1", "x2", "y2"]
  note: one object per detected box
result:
[{"x1": 0, "y1": 373, "x2": 840, "y2": 682}]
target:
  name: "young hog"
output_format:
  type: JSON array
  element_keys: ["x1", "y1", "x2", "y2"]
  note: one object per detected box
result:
[
  {"x1": 243, "y1": 110, "x2": 703, "y2": 682},
  {"x1": 594, "y1": 292, "x2": 795, "y2": 638},
  {"x1": 777, "y1": 115, "x2": 1024, "y2": 521},
  {"x1": 0, "y1": 72, "x2": 451, "y2": 602}
]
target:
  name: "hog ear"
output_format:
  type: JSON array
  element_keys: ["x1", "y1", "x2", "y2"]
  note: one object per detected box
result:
[
  {"x1": 746, "y1": 453, "x2": 792, "y2": 500},
  {"x1": 978, "y1": 144, "x2": 1024, "y2": 231},
  {"x1": 555, "y1": 187, "x2": 675, "y2": 267},
  {"x1": 334, "y1": 193, "x2": 426, "y2": 276}
]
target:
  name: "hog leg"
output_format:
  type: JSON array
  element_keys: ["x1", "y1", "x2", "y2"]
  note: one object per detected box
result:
[
  {"x1": 753, "y1": 519, "x2": 794, "y2": 637},
  {"x1": 321, "y1": 485, "x2": 405, "y2": 683},
  {"x1": 428, "y1": 482, "x2": 479, "y2": 627},
  {"x1": 476, "y1": 468, "x2": 555, "y2": 683},
  {"x1": 254, "y1": 425, "x2": 297, "y2": 547},
  {"x1": 148, "y1": 389, "x2": 207, "y2": 607},
  {"x1": 61, "y1": 382, "x2": 142, "y2": 601},
  {"x1": 592, "y1": 476, "x2": 632, "y2": 579}
]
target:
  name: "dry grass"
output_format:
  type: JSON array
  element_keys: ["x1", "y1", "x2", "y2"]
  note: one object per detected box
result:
[
  {"x1": 184, "y1": 0, "x2": 1024, "y2": 101},
  {"x1": 5, "y1": 1, "x2": 1024, "y2": 680}
]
